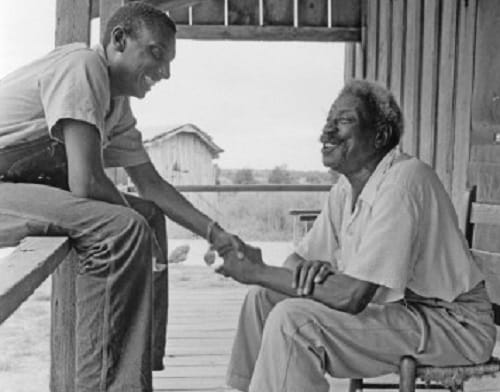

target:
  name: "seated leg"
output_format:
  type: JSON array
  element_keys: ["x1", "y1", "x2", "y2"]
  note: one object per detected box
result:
[{"x1": 125, "y1": 194, "x2": 169, "y2": 371}]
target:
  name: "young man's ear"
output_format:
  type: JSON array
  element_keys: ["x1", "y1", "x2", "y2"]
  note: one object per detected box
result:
[{"x1": 111, "y1": 26, "x2": 127, "y2": 52}]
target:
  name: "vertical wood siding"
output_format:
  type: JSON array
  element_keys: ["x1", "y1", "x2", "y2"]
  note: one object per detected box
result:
[
  {"x1": 344, "y1": 0, "x2": 480, "y2": 212},
  {"x1": 469, "y1": 0, "x2": 500, "y2": 252}
]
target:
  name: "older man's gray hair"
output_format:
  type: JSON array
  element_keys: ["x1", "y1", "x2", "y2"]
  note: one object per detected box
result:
[{"x1": 340, "y1": 80, "x2": 404, "y2": 152}]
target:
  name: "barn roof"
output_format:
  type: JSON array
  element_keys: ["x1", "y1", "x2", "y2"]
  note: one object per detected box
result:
[{"x1": 144, "y1": 123, "x2": 224, "y2": 157}]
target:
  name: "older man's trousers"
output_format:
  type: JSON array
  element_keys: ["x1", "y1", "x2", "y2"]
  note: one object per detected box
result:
[
  {"x1": 226, "y1": 284, "x2": 496, "y2": 392},
  {"x1": 0, "y1": 182, "x2": 169, "y2": 392}
]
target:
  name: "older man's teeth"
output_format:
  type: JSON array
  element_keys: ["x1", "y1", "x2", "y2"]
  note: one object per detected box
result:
[
  {"x1": 144, "y1": 75, "x2": 155, "y2": 87},
  {"x1": 324, "y1": 143, "x2": 338, "y2": 148}
]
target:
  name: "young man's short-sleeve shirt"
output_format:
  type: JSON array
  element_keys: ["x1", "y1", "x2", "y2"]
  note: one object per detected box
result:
[
  {"x1": 295, "y1": 148, "x2": 484, "y2": 303},
  {"x1": 0, "y1": 43, "x2": 150, "y2": 168}
]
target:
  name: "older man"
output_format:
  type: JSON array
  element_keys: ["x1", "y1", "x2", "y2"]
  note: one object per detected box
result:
[
  {"x1": 0, "y1": 2, "x2": 236, "y2": 391},
  {"x1": 219, "y1": 80, "x2": 496, "y2": 392}
]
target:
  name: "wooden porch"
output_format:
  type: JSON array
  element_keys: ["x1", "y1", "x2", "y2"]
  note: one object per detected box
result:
[
  {"x1": 159, "y1": 262, "x2": 500, "y2": 392},
  {"x1": 1, "y1": 240, "x2": 500, "y2": 392}
]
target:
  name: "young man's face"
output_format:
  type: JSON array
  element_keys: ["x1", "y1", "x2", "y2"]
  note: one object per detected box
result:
[{"x1": 111, "y1": 23, "x2": 176, "y2": 98}]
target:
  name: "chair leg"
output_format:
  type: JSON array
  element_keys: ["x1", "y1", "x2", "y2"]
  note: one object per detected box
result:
[
  {"x1": 348, "y1": 378, "x2": 363, "y2": 392},
  {"x1": 450, "y1": 383, "x2": 464, "y2": 392},
  {"x1": 399, "y1": 356, "x2": 417, "y2": 392}
]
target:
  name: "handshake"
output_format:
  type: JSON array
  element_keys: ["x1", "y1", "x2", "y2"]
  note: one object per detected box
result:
[{"x1": 203, "y1": 222, "x2": 264, "y2": 285}]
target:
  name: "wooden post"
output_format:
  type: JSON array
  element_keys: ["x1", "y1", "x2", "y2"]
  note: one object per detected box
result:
[
  {"x1": 50, "y1": 252, "x2": 79, "y2": 392},
  {"x1": 51, "y1": 2, "x2": 91, "y2": 391}
]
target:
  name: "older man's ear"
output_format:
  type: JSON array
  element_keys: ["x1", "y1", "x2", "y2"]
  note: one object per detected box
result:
[{"x1": 374, "y1": 127, "x2": 391, "y2": 150}]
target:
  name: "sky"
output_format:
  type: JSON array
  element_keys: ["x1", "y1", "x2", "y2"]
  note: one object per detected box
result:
[{"x1": 0, "y1": 1, "x2": 345, "y2": 171}]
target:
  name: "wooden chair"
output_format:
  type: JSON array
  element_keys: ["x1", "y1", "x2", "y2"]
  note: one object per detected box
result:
[
  {"x1": 349, "y1": 186, "x2": 500, "y2": 392},
  {"x1": 289, "y1": 208, "x2": 321, "y2": 244}
]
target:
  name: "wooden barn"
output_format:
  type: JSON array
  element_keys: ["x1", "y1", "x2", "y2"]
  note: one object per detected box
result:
[
  {"x1": 2, "y1": 1, "x2": 500, "y2": 392},
  {"x1": 144, "y1": 123, "x2": 224, "y2": 236}
]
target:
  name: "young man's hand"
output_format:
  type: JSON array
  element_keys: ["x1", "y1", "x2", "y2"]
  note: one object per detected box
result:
[{"x1": 215, "y1": 242, "x2": 264, "y2": 284}]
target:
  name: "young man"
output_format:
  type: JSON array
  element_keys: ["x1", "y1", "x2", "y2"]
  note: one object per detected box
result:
[
  {"x1": 0, "y1": 2, "x2": 235, "y2": 391},
  {"x1": 218, "y1": 80, "x2": 496, "y2": 392}
]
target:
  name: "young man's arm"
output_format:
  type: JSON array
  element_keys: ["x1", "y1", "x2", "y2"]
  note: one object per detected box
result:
[
  {"x1": 62, "y1": 119, "x2": 128, "y2": 206},
  {"x1": 126, "y1": 161, "x2": 231, "y2": 244}
]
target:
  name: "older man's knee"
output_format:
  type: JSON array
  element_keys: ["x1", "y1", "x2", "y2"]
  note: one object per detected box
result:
[{"x1": 264, "y1": 299, "x2": 306, "y2": 336}]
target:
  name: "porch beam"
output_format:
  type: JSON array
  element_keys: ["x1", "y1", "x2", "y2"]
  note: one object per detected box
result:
[
  {"x1": 176, "y1": 25, "x2": 360, "y2": 41},
  {"x1": 91, "y1": 0, "x2": 205, "y2": 18}
]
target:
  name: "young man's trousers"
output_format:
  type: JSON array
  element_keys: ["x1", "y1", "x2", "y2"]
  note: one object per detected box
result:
[{"x1": 0, "y1": 182, "x2": 169, "y2": 392}]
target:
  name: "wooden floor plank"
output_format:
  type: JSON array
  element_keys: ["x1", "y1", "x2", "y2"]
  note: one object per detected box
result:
[{"x1": 156, "y1": 266, "x2": 500, "y2": 392}]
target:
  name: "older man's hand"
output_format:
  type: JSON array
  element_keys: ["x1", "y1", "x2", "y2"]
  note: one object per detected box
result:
[
  {"x1": 215, "y1": 242, "x2": 264, "y2": 284},
  {"x1": 293, "y1": 260, "x2": 334, "y2": 296}
]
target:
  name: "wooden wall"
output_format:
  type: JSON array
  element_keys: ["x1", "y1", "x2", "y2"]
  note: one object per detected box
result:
[
  {"x1": 468, "y1": 0, "x2": 500, "y2": 252},
  {"x1": 345, "y1": 0, "x2": 479, "y2": 213}
]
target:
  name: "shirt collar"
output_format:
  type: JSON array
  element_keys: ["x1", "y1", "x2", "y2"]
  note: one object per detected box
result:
[
  {"x1": 93, "y1": 44, "x2": 108, "y2": 64},
  {"x1": 358, "y1": 146, "x2": 404, "y2": 206}
]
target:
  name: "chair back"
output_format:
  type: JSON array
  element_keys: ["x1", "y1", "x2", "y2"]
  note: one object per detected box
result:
[{"x1": 463, "y1": 186, "x2": 500, "y2": 325}]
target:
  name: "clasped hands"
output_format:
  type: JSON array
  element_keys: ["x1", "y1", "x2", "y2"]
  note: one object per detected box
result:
[
  {"x1": 208, "y1": 230, "x2": 334, "y2": 295},
  {"x1": 207, "y1": 230, "x2": 264, "y2": 285}
]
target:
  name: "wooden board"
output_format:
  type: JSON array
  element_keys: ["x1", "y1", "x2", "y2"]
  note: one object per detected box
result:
[
  {"x1": 51, "y1": 251, "x2": 78, "y2": 392},
  {"x1": 169, "y1": 7, "x2": 190, "y2": 24},
  {"x1": 192, "y1": 0, "x2": 225, "y2": 25},
  {"x1": 435, "y1": 0, "x2": 458, "y2": 191},
  {"x1": 0, "y1": 237, "x2": 70, "y2": 324},
  {"x1": 263, "y1": 0, "x2": 294, "y2": 26},
  {"x1": 418, "y1": 0, "x2": 440, "y2": 166},
  {"x1": 176, "y1": 25, "x2": 360, "y2": 41},
  {"x1": 344, "y1": 43, "x2": 356, "y2": 81},
  {"x1": 390, "y1": 0, "x2": 405, "y2": 107},
  {"x1": 365, "y1": 0, "x2": 378, "y2": 81},
  {"x1": 451, "y1": 0, "x2": 477, "y2": 211},
  {"x1": 377, "y1": 0, "x2": 391, "y2": 87},
  {"x1": 99, "y1": 0, "x2": 125, "y2": 41},
  {"x1": 228, "y1": 0, "x2": 259, "y2": 25},
  {"x1": 298, "y1": 0, "x2": 328, "y2": 27},
  {"x1": 331, "y1": 0, "x2": 362, "y2": 27},
  {"x1": 56, "y1": 0, "x2": 92, "y2": 45},
  {"x1": 401, "y1": 0, "x2": 423, "y2": 156}
]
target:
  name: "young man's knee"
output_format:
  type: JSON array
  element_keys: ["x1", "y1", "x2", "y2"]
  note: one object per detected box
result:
[{"x1": 112, "y1": 206, "x2": 153, "y2": 242}]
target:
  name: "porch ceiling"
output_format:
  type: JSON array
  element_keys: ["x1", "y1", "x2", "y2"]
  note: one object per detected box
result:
[{"x1": 91, "y1": 0, "x2": 362, "y2": 42}]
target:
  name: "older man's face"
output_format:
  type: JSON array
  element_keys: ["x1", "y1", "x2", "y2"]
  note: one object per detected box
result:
[{"x1": 320, "y1": 93, "x2": 377, "y2": 175}]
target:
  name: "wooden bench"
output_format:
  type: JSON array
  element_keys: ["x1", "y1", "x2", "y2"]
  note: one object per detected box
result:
[{"x1": 0, "y1": 236, "x2": 77, "y2": 392}]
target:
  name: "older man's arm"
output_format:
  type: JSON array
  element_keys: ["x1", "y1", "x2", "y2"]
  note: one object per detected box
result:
[{"x1": 218, "y1": 248, "x2": 378, "y2": 314}]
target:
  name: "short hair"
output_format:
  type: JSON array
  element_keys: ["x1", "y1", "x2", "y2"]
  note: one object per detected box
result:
[
  {"x1": 339, "y1": 79, "x2": 403, "y2": 151},
  {"x1": 102, "y1": 1, "x2": 177, "y2": 47}
]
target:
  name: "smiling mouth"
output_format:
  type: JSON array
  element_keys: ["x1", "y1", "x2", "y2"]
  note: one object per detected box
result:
[
  {"x1": 322, "y1": 138, "x2": 344, "y2": 152},
  {"x1": 143, "y1": 75, "x2": 156, "y2": 90}
]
